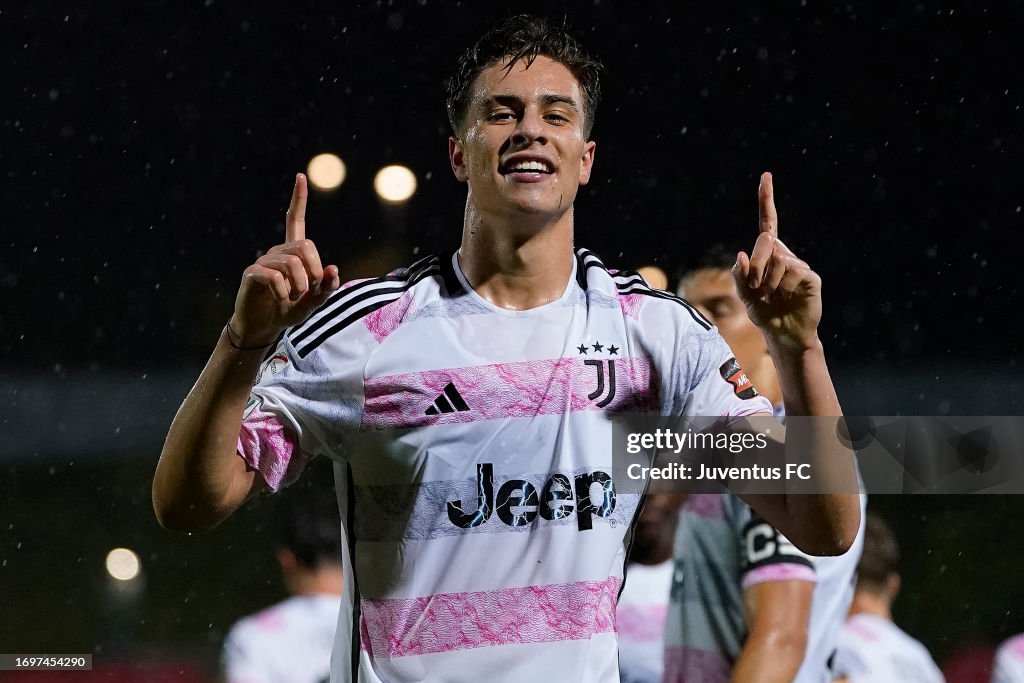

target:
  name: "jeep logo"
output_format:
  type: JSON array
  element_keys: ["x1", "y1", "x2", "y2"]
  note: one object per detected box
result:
[{"x1": 446, "y1": 463, "x2": 617, "y2": 532}]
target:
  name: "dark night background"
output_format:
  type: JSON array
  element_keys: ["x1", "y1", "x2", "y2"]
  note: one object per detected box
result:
[{"x1": 2, "y1": 1, "x2": 1023, "y2": 680}]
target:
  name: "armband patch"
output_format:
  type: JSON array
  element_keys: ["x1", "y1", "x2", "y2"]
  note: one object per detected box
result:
[
  {"x1": 719, "y1": 357, "x2": 759, "y2": 399},
  {"x1": 741, "y1": 517, "x2": 813, "y2": 571}
]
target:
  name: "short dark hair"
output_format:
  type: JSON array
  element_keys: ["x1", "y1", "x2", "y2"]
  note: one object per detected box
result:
[
  {"x1": 282, "y1": 494, "x2": 342, "y2": 570},
  {"x1": 675, "y1": 243, "x2": 739, "y2": 297},
  {"x1": 856, "y1": 513, "x2": 900, "y2": 591},
  {"x1": 446, "y1": 14, "x2": 603, "y2": 137}
]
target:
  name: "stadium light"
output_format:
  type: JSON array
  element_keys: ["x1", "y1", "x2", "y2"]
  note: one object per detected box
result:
[
  {"x1": 307, "y1": 153, "x2": 347, "y2": 191},
  {"x1": 374, "y1": 165, "x2": 417, "y2": 204},
  {"x1": 105, "y1": 547, "x2": 141, "y2": 582}
]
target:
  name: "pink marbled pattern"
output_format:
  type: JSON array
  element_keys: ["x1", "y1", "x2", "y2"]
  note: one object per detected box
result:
[
  {"x1": 616, "y1": 603, "x2": 668, "y2": 640},
  {"x1": 741, "y1": 562, "x2": 817, "y2": 590},
  {"x1": 363, "y1": 356, "x2": 658, "y2": 429},
  {"x1": 663, "y1": 645, "x2": 731, "y2": 683},
  {"x1": 363, "y1": 290, "x2": 417, "y2": 343},
  {"x1": 617, "y1": 292, "x2": 645, "y2": 320},
  {"x1": 237, "y1": 407, "x2": 298, "y2": 491},
  {"x1": 359, "y1": 576, "x2": 621, "y2": 658}
]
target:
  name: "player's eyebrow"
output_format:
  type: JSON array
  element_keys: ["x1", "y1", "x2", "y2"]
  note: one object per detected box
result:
[
  {"x1": 481, "y1": 93, "x2": 581, "y2": 112},
  {"x1": 538, "y1": 93, "x2": 580, "y2": 111},
  {"x1": 696, "y1": 295, "x2": 736, "y2": 311}
]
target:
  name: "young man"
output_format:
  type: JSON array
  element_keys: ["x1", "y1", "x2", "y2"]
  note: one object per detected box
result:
[
  {"x1": 663, "y1": 249, "x2": 865, "y2": 683},
  {"x1": 222, "y1": 494, "x2": 344, "y2": 683},
  {"x1": 153, "y1": 15, "x2": 858, "y2": 682},
  {"x1": 832, "y1": 513, "x2": 944, "y2": 683}
]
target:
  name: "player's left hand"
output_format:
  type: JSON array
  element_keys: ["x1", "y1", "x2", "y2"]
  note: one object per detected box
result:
[{"x1": 733, "y1": 172, "x2": 822, "y2": 350}]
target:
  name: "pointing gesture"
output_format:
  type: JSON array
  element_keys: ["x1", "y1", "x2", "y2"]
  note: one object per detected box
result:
[
  {"x1": 228, "y1": 173, "x2": 342, "y2": 347},
  {"x1": 733, "y1": 172, "x2": 823, "y2": 350}
]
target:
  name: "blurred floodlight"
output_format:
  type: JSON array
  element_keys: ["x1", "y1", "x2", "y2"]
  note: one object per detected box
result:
[
  {"x1": 307, "y1": 153, "x2": 346, "y2": 191},
  {"x1": 105, "y1": 547, "x2": 141, "y2": 581},
  {"x1": 374, "y1": 165, "x2": 417, "y2": 203},
  {"x1": 636, "y1": 265, "x2": 668, "y2": 290}
]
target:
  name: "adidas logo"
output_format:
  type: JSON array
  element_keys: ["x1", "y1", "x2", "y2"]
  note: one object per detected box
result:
[{"x1": 425, "y1": 382, "x2": 470, "y2": 415}]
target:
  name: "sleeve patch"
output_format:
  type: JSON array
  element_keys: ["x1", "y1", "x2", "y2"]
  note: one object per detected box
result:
[
  {"x1": 258, "y1": 353, "x2": 290, "y2": 384},
  {"x1": 719, "y1": 357, "x2": 759, "y2": 400}
]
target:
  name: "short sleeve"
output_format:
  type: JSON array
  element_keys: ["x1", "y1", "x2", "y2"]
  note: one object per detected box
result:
[
  {"x1": 238, "y1": 327, "x2": 368, "y2": 492},
  {"x1": 681, "y1": 327, "x2": 773, "y2": 418}
]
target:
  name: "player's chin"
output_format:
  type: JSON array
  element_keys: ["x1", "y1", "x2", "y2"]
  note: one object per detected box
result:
[
  {"x1": 502, "y1": 192, "x2": 560, "y2": 215},
  {"x1": 508, "y1": 187, "x2": 574, "y2": 213}
]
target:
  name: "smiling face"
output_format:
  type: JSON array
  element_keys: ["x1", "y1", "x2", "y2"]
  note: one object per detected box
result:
[{"x1": 449, "y1": 55, "x2": 596, "y2": 224}]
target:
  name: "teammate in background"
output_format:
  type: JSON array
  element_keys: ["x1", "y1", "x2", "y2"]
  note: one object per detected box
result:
[
  {"x1": 993, "y1": 635, "x2": 1024, "y2": 683},
  {"x1": 676, "y1": 244, "x2": 783, "y2": 413},
  {"x1": 221, "y1": 494, "x2": 343, "y2": 683},
  {"x1": 832, "y1": 513, "x2": 943, "y2": 683},
  {"x1": 663, "y1": 247, "x2": 866, "y2": 683},
  {"x1": 617, "y1": 493, "x2": 682, "y2": 683},
  {"x1": 635, "y1": 265, "x2": 669, "y2": 291},
  {"x1": 153, "y1": 15, "x2": 859, "y2": 682}
]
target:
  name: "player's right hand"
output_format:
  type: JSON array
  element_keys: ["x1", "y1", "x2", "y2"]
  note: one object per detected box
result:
[{"x1": 228, "y1": 173, "x2": 342, "y2": 346}]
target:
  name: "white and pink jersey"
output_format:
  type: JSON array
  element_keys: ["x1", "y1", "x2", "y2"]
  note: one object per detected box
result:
[
  {"x1": 238, "y1": 248, "x2": 771, "y2": 683},
  {"x1": 992, "y1": 634, "x2": 1024, "y2": 683},
  {"x1": 833, "y1": 613, "x2": 944, "y2": 683},
  {"x1": 617, "y1": 559, "x2": 675, "y2": 683},
  {"x1": 222, "y1": 593, "x2": 341, "y2": 683}
]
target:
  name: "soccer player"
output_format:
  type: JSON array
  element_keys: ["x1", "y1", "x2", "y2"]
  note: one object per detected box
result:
[
  {"x1": 663, "y1": 249, "x2": 866, "y2": 683},
  {"x1": 832, "y1": 513, "x2": 944, "y2": 683},
  {"x1": 153, "y1": 15, "x2": 859, "y2": 682},
  {"x1": 616, "y1": 493, "x2": 681, "y2": 683},
  {"x1": 221, "y1": 494, "x2": 343, "y2": 683}
]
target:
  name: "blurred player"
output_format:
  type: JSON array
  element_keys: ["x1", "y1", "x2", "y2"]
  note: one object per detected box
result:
[
  {"x1": 153, "y1": 15, "x2": 859, "y2": 683},
  {"x1": 663, "y1": 247, "x2": 866, "y2": 683},
  {"x1": 832, "y1": 513, "x2": 944, "y2": 683},
  {"x1": 222, "y1": 494, "x2": 343, "y2": 683},
  {"x1": 993, "y1": 635, "x2": 1024, "y2": 683},
  {"x1": 635, "y1": 265, "x2": 669, "y2": 291},
  {"x1": 676, "y1": 244, "x2": 783, "y2": 411},
  {"x1": 617, "y1": 493, "x2": 682, "y2": 683}
]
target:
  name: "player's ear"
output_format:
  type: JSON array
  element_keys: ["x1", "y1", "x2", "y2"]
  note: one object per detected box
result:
[
  {"x1": 578, "y1": 140, "x2": 596, "y2": 186},
  {"x1": 277, "y1": 548, "x2": 298, "y2": 573},
  {"x1": 886, "y1": 573, "x2": 901, "y2": 600},
  {"x1": 449, "y1": 136, "x2": 469, "y2": 183}
]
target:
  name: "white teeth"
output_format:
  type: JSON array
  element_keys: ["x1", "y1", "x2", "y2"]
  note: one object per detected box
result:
[{"x1": 507, "y1": 160, "x2": 551, "y2": 173}]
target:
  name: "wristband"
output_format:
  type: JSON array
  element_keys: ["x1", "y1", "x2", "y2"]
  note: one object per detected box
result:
[{"x1": 225, "y1": 321, "x2": 276, "y2": 351}]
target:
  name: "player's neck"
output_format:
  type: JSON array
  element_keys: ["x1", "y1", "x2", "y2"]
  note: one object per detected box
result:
[
  {"x1": 458, "y1": 207, "x2": 575, "y2": 311},
  {"x1": 848, "y1": 590, "x2": 893, "y2": 621},
  {"x1": 291, "y1": 567, "x2": 344, "y2": 597}
]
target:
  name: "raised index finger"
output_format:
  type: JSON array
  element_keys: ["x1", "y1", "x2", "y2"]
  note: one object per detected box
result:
[
  {"x1": 286, "y1": 173, "x2": 308, "y2": 243},
  {"x1": 758, "y1": 171, "x2": 778, "y2": 237}
]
